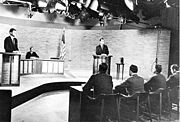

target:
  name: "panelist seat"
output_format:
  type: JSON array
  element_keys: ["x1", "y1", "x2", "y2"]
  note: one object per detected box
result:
[
  {"x1": 119, "y1": 91, "x2": 150, "y2": 122},
  {"x1": 86, "y1": 93, "x2": 120, "y2": 122},
  {"x1": 147, "y1": 88, "x2": 165, "y2": 122},
  {"x1": 167, "y1": 86, "x2": 179, "y2": 120},
  {"x1": 99, "y1": 93, "x2": 120, "y2": 122}
]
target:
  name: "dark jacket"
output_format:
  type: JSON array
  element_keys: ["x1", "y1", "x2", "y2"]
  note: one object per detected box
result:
[
  {"x1": 96, "y1": 44, "x2": 109, "y2": 55},
  {"x1": 25, "y1": 51, "x2": 39, "y2": 59},
  {"x1": 144, "y1": 73, "x2": 166, "y2": 92},
  {"x1": 83, "y1": 73, "x2": 113, "y2": 97},
  {"x1": 115, "y1": 74, "x2": 144, "y2": 95},
  {"x1": 166, "y1": 71, "x2": 179, "y2": 88},
  {"x1": 4, "y1": 36, "x2": 19, "y2": 52}
]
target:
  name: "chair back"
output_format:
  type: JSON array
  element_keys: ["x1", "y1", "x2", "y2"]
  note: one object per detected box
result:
[
  {"x1": 149, "y1": 88, "x2": 165, "y2": 95},
  {"x1": 168, "y1": 86, "x2": 179, "y2": 102},
  {"x1": 120, "y1": 91, "x2": 145, "y2": 99}
]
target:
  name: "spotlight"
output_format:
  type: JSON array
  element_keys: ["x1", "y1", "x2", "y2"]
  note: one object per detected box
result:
[
  {"x1": 84, "y1": 0, "x2": 91, "y2": 8},
  {"x1": 38, "y1": 0, "x2": 47, "y2": 8},
  {"x1": 55, "y1": 2, "x2": 66, "y2": 11},
  {"x1": 89, "y1": 0, "x2": 98, "y2": 12},
  {"x1": 124, "y1": 0, "x2": 134, "y2": 11}
]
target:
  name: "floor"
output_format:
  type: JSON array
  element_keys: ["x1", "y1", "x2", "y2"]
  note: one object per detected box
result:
[{"x1": 0, "y1": 69, "x2": 179, "y2": 122}]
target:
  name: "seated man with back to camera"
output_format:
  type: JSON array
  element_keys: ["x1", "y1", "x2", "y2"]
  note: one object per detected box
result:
[
  {"x1": 114, "y1": 64, "x2": 145, "y2": 95},
  {"x1": 25, "y1": 46, "x2": 39, "y2": 59},
  {"x1": 144, "y1": 64, "x2": 166, "y2": 92},
  {"x1": 83, "y1": 63, "x2": 113, "y2": 97},
  {"x1": 83, "y1": 63, "x2": 117, "y2": 122},
  {"x1": 114, "y1": 64, "x2": 145, "y2": 121},
  {"x1": 166, "y1": 64, "x2": 179, "y2": 89},
  {"x1": 144, "y1": 64, "x2": 166, "y2": 113},
  {"x1": 163, "y1": 64, "x2": 180, "y2": 110}
]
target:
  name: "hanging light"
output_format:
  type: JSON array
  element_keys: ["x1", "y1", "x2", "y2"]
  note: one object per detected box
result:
[
  {"x1": 55, "y1": 2, "x2": 66, "y2": 11},
  {"x1": 89, "y1": 0, "x2": 98, "y2": 12},
  {"x1": 38, "y1": 0, "x2": 47, "y2": 8},
  {"x1": 84, "y1": 0, "x2": 91, "y2": 8},
  {"x1": 124, "y1": 0, "x2": 134, "y2": 11}
]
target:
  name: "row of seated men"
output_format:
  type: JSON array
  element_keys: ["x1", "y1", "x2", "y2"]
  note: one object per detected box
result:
[{"x1": 82, "y1": 63, "x2": 179, "y2": 122}]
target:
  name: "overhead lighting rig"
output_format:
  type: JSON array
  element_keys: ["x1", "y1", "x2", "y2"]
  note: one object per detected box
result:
[
  {"x1": 1, "y1": 0, "x2": 176, "y2": 25},
  {"x1": 1, "y1": 0, "x2": 33, "y2": 18}
]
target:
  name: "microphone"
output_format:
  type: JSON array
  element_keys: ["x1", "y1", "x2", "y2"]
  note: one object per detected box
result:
[
  {"x1": 155, "y1": 58, "x2": 158, "y2": 64},
  {"x1": 120, "y1": 57, "x2": 124, "y2": 65}
]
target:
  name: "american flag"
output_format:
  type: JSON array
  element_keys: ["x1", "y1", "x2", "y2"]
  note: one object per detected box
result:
[
  {"x1": 60, "y1": 29, "x2": 66, "y2": 60},
  {"x1": 58, "y1": 29, "x2": 66, "y2": 60}
]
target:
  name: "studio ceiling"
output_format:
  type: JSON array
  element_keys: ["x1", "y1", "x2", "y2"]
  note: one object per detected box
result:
[{"x1": 0, "y1": 0, "x2": 179, "y2": 28}]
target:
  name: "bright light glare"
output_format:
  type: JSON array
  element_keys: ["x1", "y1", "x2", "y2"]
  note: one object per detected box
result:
[
  {"x1": 125, "y1": 0, "x2": 134, "y2": 11},
  {"x1": 38, "y1": 0, "x2": 47, "y2": 7},
  {"x1": 89, "y1": 0, "x2": 98, "y2": 11},
  {"x1": 55, "y1": 2, "x2": 66, "y2": 11}
]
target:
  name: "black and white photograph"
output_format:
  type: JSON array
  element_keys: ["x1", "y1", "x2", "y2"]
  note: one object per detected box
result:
[{"x1": 0, "y1": 0, "x2": 179, "y2": 122}]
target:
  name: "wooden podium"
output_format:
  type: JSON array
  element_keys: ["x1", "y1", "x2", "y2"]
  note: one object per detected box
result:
[
  {"x1": 0, "y1": 52, "x2": 21, "y2": 86},
  {"x1": 93, "y1": 54, "x2": 112, "y2": 74}
]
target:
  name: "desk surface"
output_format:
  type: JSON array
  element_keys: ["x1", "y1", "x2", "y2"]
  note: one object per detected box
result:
[
  {"x1": 21, "y1": 59, "x2": 64, "y2": 62},
  {"x1": 0, "y1": 52, "x2": 21, "y2": 56},
  {"x1": 71, "y1": 86, "x2": 83, "y2": 92}
]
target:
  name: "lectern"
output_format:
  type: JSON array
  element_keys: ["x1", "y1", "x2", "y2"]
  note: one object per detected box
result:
[
  {"x1": 93, "y1": 54, "x2": 112, "y2": 74},
  {"x1": 0, "y1": 52, "x2": 21, "y2": 86}
]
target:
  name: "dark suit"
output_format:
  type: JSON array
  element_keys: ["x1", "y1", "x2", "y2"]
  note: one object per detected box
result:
[
  {"x1": 144, "y1": 73, "x2": 166, "y2": 113},
  {"x1": 144, "y1": 73, "x2": 166, "y2": 92},
  {"x1": 83, "y1": 73, "x2": 113, "y2": 97},
  {"x1": 163, "y1": 72, "x2": 179, "y2": 110},
  {"x1": 83, "y1": 73, "x2": 115, "y2": 121},
  {"x1": 26, "y1": 52, "x2": 39, "y2": 59},
  {"x1": 115, "y1": 74, "x2": 145, "y2": 95},
  {"x1": 96, "y1": 44, "x2": 109, "y2": 55},
  {"x1": 166, "y1": 71, "x2": 179, "y2": 88},
  {"x1": 4, "y1": 36, "x2": 19, "y2": 52}
]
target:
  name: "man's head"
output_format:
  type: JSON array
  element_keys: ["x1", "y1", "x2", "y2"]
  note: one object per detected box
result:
[
  {"x1": 155, "y1": 64, "x2": 162, "y2": 74},
  {"x1": 30, "y1": 46, "x2": 33, "y2": 52},
  {"x1": 99, "y1": 63, "x2": 108, "y2": 73},
  {"x1": 129, "y1": 64, "x2": 138, "y2": 76},
  {"x1": 99, "y1": 38, "x2": 105, "y2": 46},
  {"x1": 170, "y1": 64, "x2": 179, "y2": 74},
  {"x1": 9, "y1": 28, "x2": 16, "y2": 37}
]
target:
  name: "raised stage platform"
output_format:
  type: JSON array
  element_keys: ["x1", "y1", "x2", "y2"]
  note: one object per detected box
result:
[{"x1": 0, "y1": 70, "x2": 178, "y2": 122}]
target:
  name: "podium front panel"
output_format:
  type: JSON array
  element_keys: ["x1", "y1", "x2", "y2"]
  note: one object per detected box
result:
[
  {"x1": 0, "y1": 52, "x2": 21, "y2": 86},
  {"x1": 93, "y1": 55, "x2": 112, "y2": 75}
]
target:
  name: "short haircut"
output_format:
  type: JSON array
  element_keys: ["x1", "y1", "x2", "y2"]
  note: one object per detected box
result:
[
  {"x1": 99, "y1": 63, "x2": 108, "y2": 73},
  {"x1": 130, "y1": 64, "x2": 138, "y2": 73},
  {"x1": 30, "y1": 46, "x2": 33, "y2": 50},
  {"x1": 171, "y1": 64, "x2": 179, "y2": 71},
  {"x1": 155, "y1": 64, "x2": 162, "y2": 73},
  {"x1": 99, "y1": 38, "x2": 104, "y2": 41},
  {"x1": 9, "y1": 28, "x2": 16, "y2": 33}
]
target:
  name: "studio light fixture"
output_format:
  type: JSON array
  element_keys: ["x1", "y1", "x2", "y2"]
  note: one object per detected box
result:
[
  {"x1": 55, "y1": 2, "x2": 66, "y2": 11},
  {"x1": 124, "y1": 0, "x2": 134, "y2": 11},
  {"x1": 89, "y1": 0, "x2": 98, "y2": 12},
  {"x1": 2, "y1": 0, "x2": 172, "y2": 26},
  {"x1": 38, "y1": 0, "x2": 47, "y2": 8}
]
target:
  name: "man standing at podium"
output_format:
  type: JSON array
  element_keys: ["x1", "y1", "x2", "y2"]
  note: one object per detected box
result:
[
  {"x1": 4, "y1": 28, "x2": 19, "y2": 52},
  {"x1": 96, "y1": 38, "x2": 109, "y2": 55}
]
